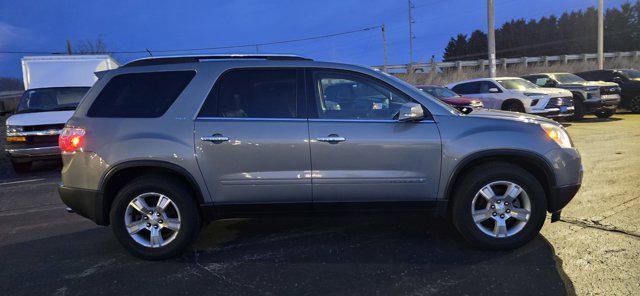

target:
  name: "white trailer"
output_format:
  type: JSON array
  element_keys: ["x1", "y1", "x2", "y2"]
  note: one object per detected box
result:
[{"x1": 21, "y1": 55, "x2": 119, "y2": 90}]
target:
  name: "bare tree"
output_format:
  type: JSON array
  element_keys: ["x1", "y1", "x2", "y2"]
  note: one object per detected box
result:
[{"x1": 74, "y1": 37, "x2": 109, "y2": 54}]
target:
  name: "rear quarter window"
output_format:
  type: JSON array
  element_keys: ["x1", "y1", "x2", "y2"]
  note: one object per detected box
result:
[{"x1": 87, "y1": 71, "x2": 195, "y2": 118}]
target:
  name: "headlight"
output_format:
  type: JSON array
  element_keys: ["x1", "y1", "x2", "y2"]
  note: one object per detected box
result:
[
  {"x1": 540, "y1": 123, "x2": 572, "y2": 148},
  {"x1": 6, "y1": 125, "x2": 23, "y2": 135}
]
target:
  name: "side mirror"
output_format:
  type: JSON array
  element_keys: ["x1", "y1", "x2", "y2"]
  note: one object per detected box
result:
[
  {"x1": 613, "y1": 76, "x2": 623, "y2": 83},
  {"x1": 398, "y1": 102, "x2": 424, "y2": 122},
  {"x1": 545, "y1": 80, "x2": 557, "y2": 87},
  {"x1": 489, "y1": 87, "x2": 500, "y2": 93}
]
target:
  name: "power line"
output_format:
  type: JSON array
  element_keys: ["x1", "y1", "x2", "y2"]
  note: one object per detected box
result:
[{"x1": 0, "y1": 25, "x2": 382, "y2": 55}]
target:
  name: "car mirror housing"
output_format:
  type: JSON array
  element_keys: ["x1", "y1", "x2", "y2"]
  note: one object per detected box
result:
[
  {"x1": 398, "y1": 102, "x2": 425, "y2": 122},
  {"x1": 489, "y1": 87, "x2": 500, "y2": 93}
]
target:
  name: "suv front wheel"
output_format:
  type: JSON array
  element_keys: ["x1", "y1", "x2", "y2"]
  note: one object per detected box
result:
[
  {"x1": 110, "y1": 175, "x2": 200, "y2": 260},
  {"x1": 451, "y1": 162, "x2": 547, "y2": 250}
]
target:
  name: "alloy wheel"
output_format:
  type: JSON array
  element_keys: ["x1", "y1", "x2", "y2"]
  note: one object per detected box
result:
[
  {"x1": 471, "y1": 181, "x2": 531, "y2": 238},
  {"x1": 124, "y1": 192, "x2": 181, "y2": 248}
]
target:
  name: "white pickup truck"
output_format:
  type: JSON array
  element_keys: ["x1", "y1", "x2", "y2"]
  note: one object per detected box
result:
[{"x1": 5, "y1": 55, "x2": 119, "y2": 172}]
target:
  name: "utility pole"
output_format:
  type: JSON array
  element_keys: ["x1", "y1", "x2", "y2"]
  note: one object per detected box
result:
[
  {"x1": 381, "y1": 24, "x2": 388, "y2": 72},
  {"x1": 487, "y1": 0, "x2": 496, "y2": 77},
  {"x1": 597, "y1": 0, "x2": 604, "y2": 70},
  {"x1": 66, "y1": 40, "x2": 73, "y2": 55},
  {"x1": 408, "y1": 0, "x2": 414, "y2": 65}
]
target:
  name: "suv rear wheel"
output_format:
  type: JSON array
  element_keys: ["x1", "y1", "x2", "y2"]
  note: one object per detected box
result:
[
  {"x1": 502, "y1": 100, "x2": 525, "y2": 113},
  {"x1": 594, "y1": 109, "x2": 615, "y2": 119},
  {"x1": 451, "y1": 162, "x2": 547, "y2": 250},
  {"x1": 110, "y1": 175, "x2": 200, "y2": 260},
  {"x1": 630, "y1": 95, "x2": 640, "y2": 113}
]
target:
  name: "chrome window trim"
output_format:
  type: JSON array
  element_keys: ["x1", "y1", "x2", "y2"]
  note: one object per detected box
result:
[
  {"x1": 195, "y1": 117, "x2": 307, "y2": 122},
  {"x1": 309, "y1": 118, "x2": 435, "y2": 123},
  {"x1": 7, "y1": 130, "x2": 61, "y2": 137},
  {"x1": 194, "y1": 117, "x2": 435, "y2": 123}
]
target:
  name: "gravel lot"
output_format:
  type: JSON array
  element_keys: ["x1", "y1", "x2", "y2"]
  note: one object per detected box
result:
[{"x1": 0, "y1": 113, "x2": 638, "y2": 295}]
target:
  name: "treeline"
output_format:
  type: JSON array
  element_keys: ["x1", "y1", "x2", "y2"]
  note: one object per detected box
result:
[{"x1": 443, "y1": 1, "x2": 640, "y2": 61}]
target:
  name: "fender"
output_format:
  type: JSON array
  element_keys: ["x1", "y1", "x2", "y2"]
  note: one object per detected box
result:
[
  {"x1": 444, "y1": 149, "x2": 557, "y2": 200},
  {"x1": 99, "y1": 160, "x2": 206, "y2": 204}
]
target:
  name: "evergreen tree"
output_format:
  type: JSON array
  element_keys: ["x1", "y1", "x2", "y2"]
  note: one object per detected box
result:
[{"x1": 440, "y1": 1, "x2": 639, "y2": 61}]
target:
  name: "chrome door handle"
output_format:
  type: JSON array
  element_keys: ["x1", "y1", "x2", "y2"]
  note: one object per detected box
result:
[
  {"x1": 201, "y1": 135, "x2": 229, "y2": 142},
  {"x1": 317, "y1": 136, "x2": 346, "y2": 143}
]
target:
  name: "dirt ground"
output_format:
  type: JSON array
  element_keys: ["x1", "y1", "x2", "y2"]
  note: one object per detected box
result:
[{"x1": 542, "y1": 113, "x2": 640, "y2": 295}]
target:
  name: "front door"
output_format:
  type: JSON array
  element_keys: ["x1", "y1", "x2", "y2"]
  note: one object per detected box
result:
[
  {"x1": 306, "y1": 69, "x2": 441, "y2": 203},
  {"x1": 194, "y1": 68, "x2": 312, "y2": 204}
]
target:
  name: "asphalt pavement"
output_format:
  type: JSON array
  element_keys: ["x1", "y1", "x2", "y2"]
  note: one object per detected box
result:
[{"x1": 1, "y1": 114, "x2": 638, "y2": 295}]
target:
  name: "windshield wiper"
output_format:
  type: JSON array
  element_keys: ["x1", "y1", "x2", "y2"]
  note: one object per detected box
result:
[{"x1": 52, "y1": 105, "x2": 78, "y2": 111}]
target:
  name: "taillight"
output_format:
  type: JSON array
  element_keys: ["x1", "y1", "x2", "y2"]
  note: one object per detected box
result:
[{"x1": 59, "y1": 127, "x2": 86, "y2": 153}]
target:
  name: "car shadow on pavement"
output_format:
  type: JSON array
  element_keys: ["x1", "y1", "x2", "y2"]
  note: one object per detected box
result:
[{"x1": 0, "y1": 214, "x2": 575, "y2": 295}]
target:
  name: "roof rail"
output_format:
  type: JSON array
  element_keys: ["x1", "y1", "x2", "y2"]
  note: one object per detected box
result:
[{"x1": 123, "y1": 54, "x2": 312, "y2": 67}]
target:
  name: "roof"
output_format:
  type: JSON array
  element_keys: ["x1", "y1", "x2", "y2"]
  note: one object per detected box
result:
[{"x1": 123, "y1": 54, "x2": 312, "y2": 67}]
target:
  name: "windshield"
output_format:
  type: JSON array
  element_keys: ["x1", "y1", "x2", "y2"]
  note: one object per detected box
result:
[
  {"x1": 17, "y1": 87, "x2": 90, "y2": 113},
  {"x1": 620, "y1": 69, "x2": 640, "y2": 79},
  {"x1": 553, "y1": 73, "x2": 585, "y2": 83},
  {"x1": 496, "y1": 78, "x2": 539, "y2": 90},
  {"x1": 419, "y1": 86, "x2": 459, "y2": 99},
  {"x1": 378, "y1": 71, "x2": 461, "y2": 114}
]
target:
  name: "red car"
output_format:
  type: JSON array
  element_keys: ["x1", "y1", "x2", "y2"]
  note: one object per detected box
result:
[{"x1": 416, "y1": 85, "x2": 483, "y2": 113}]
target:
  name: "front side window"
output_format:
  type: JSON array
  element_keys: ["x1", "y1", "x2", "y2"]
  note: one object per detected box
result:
[
  {"x1": 87, "y1": 71, "x2": 195, "y2": 118},
  {"x1": 199, "y1": 69, "x2": 298, "y2": 118},
  {"x1": 479, "y1": 81, "x2": 501, "y2": 93},
  {"x1": 17, "y1": 87, "x2": 89, "y2": 114},
  {"x1": 312, "y1": 71, "x2": 411, "y2": 120},
  {"x1": 620, "y1": 69, "x2": 640, "y2": 79}
]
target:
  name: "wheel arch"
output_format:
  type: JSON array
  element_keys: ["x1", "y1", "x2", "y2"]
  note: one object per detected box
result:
[
  {"x1": 445, "y1": 149, "x2": 556, "y2": 211},
  {"x1": 99, "y1": 160, "x2": 206, "y2": 225},
  {"x1": 500, "y1": 98, "x2": 524, "y2": 110}
]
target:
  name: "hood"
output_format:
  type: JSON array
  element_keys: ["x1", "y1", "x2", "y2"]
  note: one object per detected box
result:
[
  {"x1": 559, "y1": 81, "x2": 618, "y2": 87},
  {"x1": 6, "y1": 110, "x2": 74, "y2": 126},
  {"x1": 464, "y1": 108, "x2": 556, "y2": 125},
  {"x1": 525, "y1": 87, "x2": 572, "y2": 97}
]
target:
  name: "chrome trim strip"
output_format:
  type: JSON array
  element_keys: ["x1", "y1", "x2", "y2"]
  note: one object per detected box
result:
[
  {"x1": 7, "y1": 130, "x2": 61, "y2": 137},
  {"x1": 196, "y1": 117, "x2": 307, "y2": 122},
  {"x1": 195, "y1": 117, "x2": 436, "y2": 123},
  {"x1": 6, "y1": 146, "x2": 60, "y2": 154},
  {"x1": 308, "y1": 118, "x2": 436, "y2": 123}
]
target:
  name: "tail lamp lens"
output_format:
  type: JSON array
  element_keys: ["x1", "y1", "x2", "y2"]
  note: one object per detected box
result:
[{"x1": 59, "y1": 127, "x2": 86, "y2": 152}]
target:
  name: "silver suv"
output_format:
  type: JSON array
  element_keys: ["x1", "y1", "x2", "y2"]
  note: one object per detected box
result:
[{"x1": 58, "y1": 55, "x2": 582, "y2": 260}]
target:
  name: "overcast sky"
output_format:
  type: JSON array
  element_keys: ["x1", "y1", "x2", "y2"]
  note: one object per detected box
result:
[{"x1": 0, "y1": 0, "x2": 630, "y2": 79}]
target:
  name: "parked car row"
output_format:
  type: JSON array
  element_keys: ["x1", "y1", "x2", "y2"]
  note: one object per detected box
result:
[{"x1": 420, "y1": 69, "x2": 640, "y2": 119}]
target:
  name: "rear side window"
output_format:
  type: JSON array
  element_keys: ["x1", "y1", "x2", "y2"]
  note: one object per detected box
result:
[
  {"x1": 87, "y1": 71, "x2": 195, "y2": 118},
  {"x1": 451, "y1": 82, "x2": 480, "y2": 94},
  {"x1": 198, "y1": 69, "x2": 298, "y2": 118}
]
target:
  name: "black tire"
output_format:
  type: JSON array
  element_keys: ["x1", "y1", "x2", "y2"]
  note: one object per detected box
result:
[
  {"x1": 502, "y1": 100, "x2": 525, "y2": 113},
  {"x1": 451, "y1": 162, "x2": 547, "y2": 250},
  {"x1": 568, "y1": 95, "x2": 585, "y2": 121},
  {"x1": 110, "y1": 175, "x2": 200, "y2": 260},
  {"x1": 630, "y1": 95, "x2": 640, "y2": 114},
  {"x1": 11, "y1": 159, "x2": 31, "y2": 173},
  {"x1": 594, "y1": 108, "x2": 615, "y2": 118}
]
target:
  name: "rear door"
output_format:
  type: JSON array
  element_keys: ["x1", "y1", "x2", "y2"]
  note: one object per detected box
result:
[
  {"x1": 194, "y1": 68, "x2": 312, "y2": 204},
  {"x1": 306, "y1": 69, "x2": 441, "y2": 203}
]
